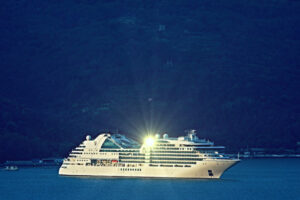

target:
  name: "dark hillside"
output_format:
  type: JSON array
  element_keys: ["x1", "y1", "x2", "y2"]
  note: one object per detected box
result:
[{"x1": 0, "y1": 0, "x2": 299, "y2": 162}]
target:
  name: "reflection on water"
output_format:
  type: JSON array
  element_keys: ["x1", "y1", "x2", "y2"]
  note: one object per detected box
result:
[{"x1": 0, "y1": 159, "x2": 299, "y2": 200}]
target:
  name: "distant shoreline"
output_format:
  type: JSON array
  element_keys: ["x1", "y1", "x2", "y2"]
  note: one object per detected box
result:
[{"x1": 0, "y1": 158, "x2": 63, "y2": 167}]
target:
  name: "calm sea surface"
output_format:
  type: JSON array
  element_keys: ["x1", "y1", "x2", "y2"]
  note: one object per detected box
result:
[{"x1": 0, "y1": 159, "x2": 299, "y2": 200}]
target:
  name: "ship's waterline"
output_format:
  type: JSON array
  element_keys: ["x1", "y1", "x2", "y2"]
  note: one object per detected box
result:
[{"x1": 59, "y1": 130, "x2": 239, "y2": 178}]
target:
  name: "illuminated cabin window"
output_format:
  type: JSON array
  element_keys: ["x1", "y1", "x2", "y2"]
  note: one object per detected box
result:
[
  {"x1": 150, "y1": 157, "x2": 202, "y2": 161},
  {"x1": 149, "y1": 154, "x2": 199, "y2": 157},
  {"x1": 151, "y1": 151, "x2": 197, "y2": 153},
  {"x1": 151, "y1": 161, "x2": 196, "y2": 164},
  {"x1": 119, "y1": 157, "x2": 145, "y2": 160},
  {"x1": 174, "y1": 165, "x2": 183, "y2": 167},
  {"x1": 156, "y1": 144, "x2": 175, "y2": 147}
]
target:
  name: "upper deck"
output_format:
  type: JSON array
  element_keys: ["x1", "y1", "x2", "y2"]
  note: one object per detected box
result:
[{"x1": 70, "y1": 130, "x2": 225, "y2": 157}]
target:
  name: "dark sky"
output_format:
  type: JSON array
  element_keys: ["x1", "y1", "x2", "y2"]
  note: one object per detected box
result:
[{"x1": 0, "y1": 0, "x2": 299, "y2": 160}]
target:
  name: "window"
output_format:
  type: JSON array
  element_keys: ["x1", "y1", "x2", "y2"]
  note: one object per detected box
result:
[{"x1": 101, "y1": 139, "x2": 121, "y2": 149}]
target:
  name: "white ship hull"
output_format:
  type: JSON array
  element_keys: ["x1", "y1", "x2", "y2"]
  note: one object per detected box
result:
[{"x1": 59, "y1": 159, "x2": 239, "y2": 179}]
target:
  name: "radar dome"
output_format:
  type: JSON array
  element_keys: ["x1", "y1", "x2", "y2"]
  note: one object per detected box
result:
[
  {"x1": 86, "y1": 135, "x2": 91, "y2": 141},
  {"x1": 155, "y1": 134, "x2": 160, "y2": 139},
  {"x1": 163, "y1": 133, "x2": 168, "y2": 139}
]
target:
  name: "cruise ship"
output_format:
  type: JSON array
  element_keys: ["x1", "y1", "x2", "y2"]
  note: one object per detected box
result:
[{"x1": 59, "y1": 130, "x2": 239, "y2": 178}]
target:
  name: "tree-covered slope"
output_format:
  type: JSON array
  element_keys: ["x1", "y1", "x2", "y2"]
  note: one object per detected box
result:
[{"x1": 0, "y1": 0, "x2": 299, "y2": 162}]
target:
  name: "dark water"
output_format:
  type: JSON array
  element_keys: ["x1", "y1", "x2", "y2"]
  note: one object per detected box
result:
[{"x1": 0, "y1": 159, "x2": 299, "y2": 200}]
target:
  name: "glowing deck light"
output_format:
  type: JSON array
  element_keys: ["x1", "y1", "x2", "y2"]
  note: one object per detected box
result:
[{"x1": 144, "y1": 137, "x2": 155, "y2": 147}]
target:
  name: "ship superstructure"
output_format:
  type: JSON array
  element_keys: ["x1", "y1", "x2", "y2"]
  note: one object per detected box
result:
[{"x1": 59, "y1": 130, "x2": 239, "y2": 178}]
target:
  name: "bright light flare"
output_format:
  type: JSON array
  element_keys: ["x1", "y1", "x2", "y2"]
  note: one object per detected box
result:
[{"x1": 144, "y1": 137, "x2": 155, "y2": 147}]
